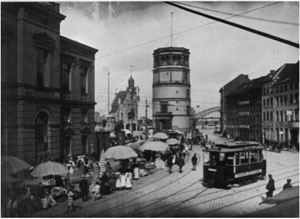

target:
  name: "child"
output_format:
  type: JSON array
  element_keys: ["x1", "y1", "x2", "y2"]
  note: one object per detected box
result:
[
  {"x1": 67, "y1": 187, "x2": 75, "y2": 212},
  {"x1": 94, "y1": 182, "x2": 101, "y2": 201}
]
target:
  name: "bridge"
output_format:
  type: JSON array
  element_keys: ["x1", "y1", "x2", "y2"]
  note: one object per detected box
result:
[
  {"x1": 194, "y1": 106, "x2": 220, "y2": 127},
  {"x1": 195, "y1": 106, "x2": 220, "y2": 119}
]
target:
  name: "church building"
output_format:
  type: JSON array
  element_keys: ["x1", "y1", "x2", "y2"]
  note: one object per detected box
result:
[{"x1": 110, "y1": 75, "x2": 140, "y2": 132}]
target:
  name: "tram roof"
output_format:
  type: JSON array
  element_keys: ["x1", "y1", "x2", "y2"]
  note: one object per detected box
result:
[{"x1": 208, "y1": 141, "x2": 264, "y2": 152}]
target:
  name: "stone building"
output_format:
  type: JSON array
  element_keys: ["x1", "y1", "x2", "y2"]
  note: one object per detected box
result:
[
  {"x1": 225, "y1": 75, "x2": 270, "y2": 141},
  {"x1": 262, "y1": 61, "x2": 299, "y2": 148},
  {"x1": 219, "y1": 74, "x2": 250, "y2": 135},
  {"x1": 152, "y1": 47, "x2": 191, "y2": 132},
  {"x1": 1, "y1": 2, "x2": 97, "y2": 164},
  {"x1": 110, "y1": 76, "x2": 140, "y2": 132}
]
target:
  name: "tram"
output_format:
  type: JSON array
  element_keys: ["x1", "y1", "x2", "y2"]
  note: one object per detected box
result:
[{"x1": 203, "y1": 141, "x2": 266, "y2": 188}]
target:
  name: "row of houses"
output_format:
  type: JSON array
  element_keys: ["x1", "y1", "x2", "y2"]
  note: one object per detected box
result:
[
  {"x1": 220, "y1": 61, "x2": 299, "y2": 148},
  {"x1": 1, "y1": 2, "x2": 98, "y2": 164}
]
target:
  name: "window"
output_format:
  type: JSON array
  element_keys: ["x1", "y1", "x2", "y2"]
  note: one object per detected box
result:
[
  {"x1": 290, "y1": 94, "x2": 294, "y2": 104},
  {"x1": 186, "y1": 89, "x2": 190, "y2": 98},
  {"x1": 186, "y1": 106, "x2": 190, "y2": 115},
  {"x1": 81, "y1": 109, "x2": 88, "y2": 124},
  {"x1": 35, "y1": 112, "x2": 49, "y2": 153},
  {"x1": 62, "y1": 63, "x2": 72, "y2": 92},
  {"x1": 183, "y1": 72, "x2": 188, "y2": 82},
  {"x1": 160, "y1": 102, "x2": 168, "y2": 113},
  {"x1": 64, "y1": 108, "x2": 71, "y2": 124},
  {"x1": 81, "y1": 135, "x2": 88, "y2": 154},
  {"x1": 37, "y1": 48, "x2": 52, "y2": 87},
  {"x1": 80, "y1": 67, "x2": 88, "y2": 94}
]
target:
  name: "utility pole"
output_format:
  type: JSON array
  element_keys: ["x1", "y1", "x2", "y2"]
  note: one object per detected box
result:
[
  {"x1": 145, "y1": 99, "x2": 149, "y2": 140},
  {"x1": 108, "y1": 70, "x2": 110, "y2": 114},
  {"x1": 170, "y1": 12, "x2": 174, "y2": 47}
]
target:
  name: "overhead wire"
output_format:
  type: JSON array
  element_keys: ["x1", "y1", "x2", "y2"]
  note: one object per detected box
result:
[
  {"x1": 165, "y1": 1, "x2": 299, "y2": 48},
  {"x1": 174, "y1": 1, "x2": 299, "y2": 26},
  {"x1": 98, "y1": 2, "x2": 298, "y2": 58}
]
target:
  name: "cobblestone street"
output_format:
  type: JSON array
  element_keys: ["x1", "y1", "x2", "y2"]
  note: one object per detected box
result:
[{"x1": 31, "y1": 129, "x2": 299, "y2": 217}]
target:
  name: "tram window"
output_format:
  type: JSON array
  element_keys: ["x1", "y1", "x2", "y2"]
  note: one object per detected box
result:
[
  {"x1": 226, "y1": 153, "x2": 234, "y2": 165},
  {"x1": 219, "y1": 153, "x2": 225, "y2": 162},
  {"x1": 250, "y1": 150, "x2": 258, "y2": 162},
  {"x1": 210, "y1": 153, "x2": 217, "y2": 166},
  {"x1": 235, "y1": 153, "x2": 240, "y2": 165},
  {"x1": 241, "y1": 152, "x2": 249, "y2": 164}
]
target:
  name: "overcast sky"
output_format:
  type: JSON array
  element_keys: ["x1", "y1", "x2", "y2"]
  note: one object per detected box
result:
[{"x1": 59, "y1": 1, "x2": 299, "y2": 118}]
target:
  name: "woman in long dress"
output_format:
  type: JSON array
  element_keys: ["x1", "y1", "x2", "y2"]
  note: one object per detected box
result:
[
  {"x1": 125, "y1": 173, "x2": 132, "y2": 189},
  {"x1": 120, "y1": 172, "x2": 126, "y2": 189}
]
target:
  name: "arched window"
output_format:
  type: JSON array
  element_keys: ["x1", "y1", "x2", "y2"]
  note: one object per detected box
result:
[{"x1": 35, "y1": 112, "x2": 49, "y2": 153}]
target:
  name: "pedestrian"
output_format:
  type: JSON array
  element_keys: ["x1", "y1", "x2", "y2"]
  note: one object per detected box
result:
[
  {"x1": 178, "y1": 156, "x2": 185, "y2": 173},
  {"x1": 191, "y1": 154, "x2": 198, "y2": 170},
  {"x1": 79, "y1": 177, "x2": 89, "y2": 202},
  {"x1": 265, "y1": 174, "x2": 275, "y2": 199},
  {"x1": 205, "y1": 134, "x2": 208, "y2": 141},
  {"x1": 283, "y1": 179, "x2": 292, "y2": 190},
  {"x1": 66, "y1": 186, "x2": 75, "y2": 212},
  {"x1": 167, "y1": 155, "x2": 173, "y2": 174},
  {"x1": 93, "y1": 182, "x2": 101, "y2": 201}
]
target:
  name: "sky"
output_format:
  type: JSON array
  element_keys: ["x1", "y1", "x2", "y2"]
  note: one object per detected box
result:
[{"x1": 59, "y1": 1, "x2": 299, "y2": 118}]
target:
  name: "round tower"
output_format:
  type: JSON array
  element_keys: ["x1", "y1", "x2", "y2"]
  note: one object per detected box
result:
[{"x1": 152, "y1": 47, "x2": 191, "y2": 132}]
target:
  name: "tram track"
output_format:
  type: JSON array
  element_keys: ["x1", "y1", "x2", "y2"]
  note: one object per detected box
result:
[
  {"x1": 97, "y1": 163, "x2": 299, "y2": 217},
  {"x1": 111, "y1": 167, "x2": 299, "y2": 217},
  {"x1": 86, "y1": 151, "x2": 201, "y2": 217},
  {"x1": 157, "y1": 172, "x2": 299, "y2": 217},
  {"x1": 64, "y1": 150, "x2": 297, "y2": 217}
]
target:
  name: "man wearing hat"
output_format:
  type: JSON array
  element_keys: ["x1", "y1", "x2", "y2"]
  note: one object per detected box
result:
[
  {"x1": 283, "y1": 179, "x2": 292, "y2": 190},
  {"x1": 266, "y1": 174, "x2": 275, "y2": 199}
]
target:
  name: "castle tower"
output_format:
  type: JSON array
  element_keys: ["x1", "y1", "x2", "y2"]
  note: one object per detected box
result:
[{"x1": 152, "y1": 47, "x2": 191, "y2": 131}]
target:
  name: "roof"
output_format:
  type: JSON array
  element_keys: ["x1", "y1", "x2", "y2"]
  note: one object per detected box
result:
[
  {"x1": 228, "y1": 75, "x2": 270, "y2": 96},
  {"x1": 208, "y1": 141, "x2": 264, "y2": 153},
  {"x1": 109, "y1": 90, "x2": 128, "y2": 114},
  {"x1": 273, "y1": 62, "x2": 299, "y2": 85}
]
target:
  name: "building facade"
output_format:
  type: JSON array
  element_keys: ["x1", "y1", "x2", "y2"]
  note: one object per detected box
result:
[
  {"x1": 262, "y1": 62, "x2": 299, "y2": 148},
  {"x1": 152, "y1": 47, "x2": 191, "y2": 132},
  {"x1": 219, "y1": 74, "x2": 250, "y2": 135},
  {"x1": 1, "y1": 2, "x2": 97, "y2": 164},
  {"x1": 225, "y1": 76, "x2": 270, "y2": 142},
  {"x1": 110, "y1": 76, "x2": 140, "y2": 132}
]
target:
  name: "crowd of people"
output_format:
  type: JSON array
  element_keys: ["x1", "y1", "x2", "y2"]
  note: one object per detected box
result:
[{"x1": 2, "y1": 131, "x2": 201, "y2": 217}]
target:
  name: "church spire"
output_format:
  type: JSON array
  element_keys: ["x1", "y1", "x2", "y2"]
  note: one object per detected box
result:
[{"x1": 128, "y1": 65, "x2": 135, "y2": 88}]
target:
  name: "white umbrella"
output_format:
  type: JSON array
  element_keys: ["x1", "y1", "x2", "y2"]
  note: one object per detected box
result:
[
  {"x1": 167, "y1": 138, "x2": 180, "y2": 145},
  {"x1": 1, "y1": 155, "x2": 31, "y2": 174},
  {"x1": 153, "y1": 132, "x2": 169, "y2": 140},
  {"x1": 139, "y1": 141, "x2": 169, "y2": 152},
  {"x1": 31, "y1": 161, "x2": 69, "y2": 177},
  {"x1": 127, "y1": 140, "x2": 145, "y2": 150},
  {"x1": 105, "y1": 145, "x2": 138, "y2": 160}
]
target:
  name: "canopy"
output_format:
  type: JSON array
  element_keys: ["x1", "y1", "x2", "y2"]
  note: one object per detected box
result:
[
  {"x1": 31, "y1": 161, "x2": 69, "y2": 177},
  {"x1": 139, "y1": 141, "x2": 169, "y2": 152},
  {"x1": 1, "y1": 170, "x2": 21, "y2": 185},
  {"x1": 153, "y1": 132, "x2": 169, "y2": 140},
  {"x1": 1, "y1": 155, "x2": 31, "y2": 174},
  {"x1": 105, "y1": 145, "x2": 138, "y2": 160},
  {"x1": 127, "y1": 140, "x2": 145, "y2": 150},
  {"x1": 167, "y1": 138, "x2": 180, "y2": 145}
]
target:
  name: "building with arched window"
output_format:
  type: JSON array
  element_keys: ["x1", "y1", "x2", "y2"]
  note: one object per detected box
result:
[{"x1": 1, "y1": 2, "x2": 98, "y2": 164}]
